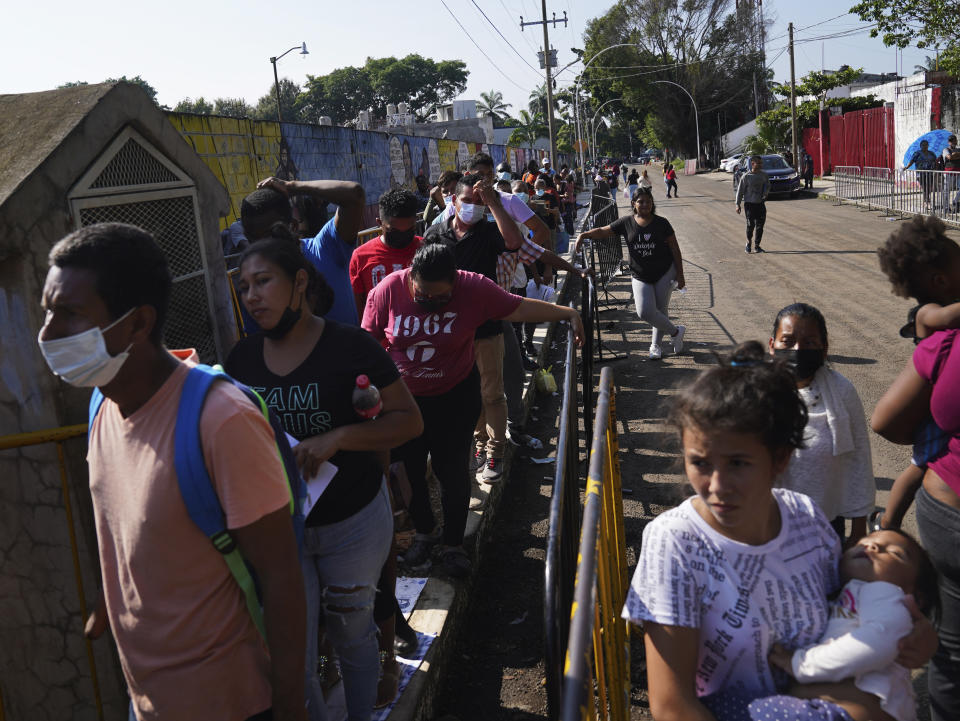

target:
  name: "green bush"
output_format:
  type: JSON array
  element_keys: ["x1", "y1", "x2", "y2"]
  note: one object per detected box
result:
[{"x1": 672, "y1": 158, "x2": 686, "y2": 171}]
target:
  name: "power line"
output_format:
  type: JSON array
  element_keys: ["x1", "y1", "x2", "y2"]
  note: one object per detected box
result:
[
  {"x1": 795, "y1": 12, "x2": 852, "y2": 34},
  {"x1": 470, "y1": 0, "x2": 545, "y2": 78},
  {"x1": 495, "y1": 0, "x2": 539, "y2": 56},
  {"x1": 437, "y1": 0, "x2": 530, "y2": 92}
]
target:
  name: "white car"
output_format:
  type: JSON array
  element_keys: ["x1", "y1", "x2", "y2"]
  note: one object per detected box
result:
[{"x1": 720, "y1": 153, "x2": 743, "y2": 172}]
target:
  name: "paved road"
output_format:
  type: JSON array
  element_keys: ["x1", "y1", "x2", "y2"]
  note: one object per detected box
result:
[
  {"x1": 603, "y1": 166, "x2": 952, "y2": 536},
  {"x1": 596, "y1": 166, "x2": 947, "y2": 718}
]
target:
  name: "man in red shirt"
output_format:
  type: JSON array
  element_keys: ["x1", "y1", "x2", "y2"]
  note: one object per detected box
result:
[{"x1": 349, "y1": 188, "x2": 423, "y2": 317}]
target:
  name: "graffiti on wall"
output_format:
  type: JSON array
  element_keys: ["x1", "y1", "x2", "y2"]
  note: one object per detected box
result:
[{"x1": 168, "y1": 112, "x2": 568, "y2": 228}]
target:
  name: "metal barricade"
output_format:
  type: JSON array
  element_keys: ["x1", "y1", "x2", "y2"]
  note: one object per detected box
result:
[
  {"x1": 862, "y1": 166, "x2": 893, "y2": 212},
  {"x1": 832, "y1": 166, "x2": 960, "y2": 227},
  {"x1": 561, "y1": 366, "x2": 630, "y2": 721},
  {"x1": 0, "y1": 426, "x2": 105, "y2": 721},
  {"x1": 543, "y1": 319, "x2": 585, "y2": 720},
  {"x1": 832, "y1": 166, "x2": 863, "y2": 206}
]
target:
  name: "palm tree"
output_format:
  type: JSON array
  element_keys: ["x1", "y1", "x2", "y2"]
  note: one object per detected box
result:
[
  {"x1": 528, "y1": 84, "x2": 550, "y2": 115},
  {"x1": 508, "y1": 110, "x2": 546, "y2": 150},
  {"x1": 915, "y1": 54, "x2": 939, "y2": 73},
  {"x1": 477, "y1": 90, "x2": 512, "y2": 120}
]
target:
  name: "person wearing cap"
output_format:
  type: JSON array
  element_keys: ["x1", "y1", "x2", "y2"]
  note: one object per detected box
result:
[{"x1": 540, "y1": 158, "x2": 556, "y2": 177}]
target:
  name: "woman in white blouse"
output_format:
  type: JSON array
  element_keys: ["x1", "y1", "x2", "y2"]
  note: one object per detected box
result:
[{"x1": 769, "y1": 303, "x2": 875, "y2": 544}]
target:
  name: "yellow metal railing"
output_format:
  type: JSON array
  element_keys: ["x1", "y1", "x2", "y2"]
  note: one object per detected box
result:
[
  {"x1": 0, "y1": 425, "x2": 104, "y2": 721},
  {"x1": 561, "y1": 366, "x2": 630, "y2": 721}
]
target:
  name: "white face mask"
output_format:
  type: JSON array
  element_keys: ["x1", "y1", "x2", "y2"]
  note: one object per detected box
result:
[
  {"x1": 38, "y1": 308, "x2": 135, "y2": 387},
  {"x1": 515, "y1": 192, "x2": 530, "y2": 204},
  {"x1": 497, "y1": 171, "x2": 511, "y2": 180},
  {"x1": 443, "y1": 195, "x2": 454, "y2": 206},
  {"x1": 457, "y1": 202, "x2": 485, "y2": 225},
  {"x1": 535, "y1": 189, "x2": 546, "y2": 197}
]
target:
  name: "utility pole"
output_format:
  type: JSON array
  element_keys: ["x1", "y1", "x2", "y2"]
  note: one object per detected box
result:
[
  {"x1": 521, "y1": 7, "x2": 567, "y2": 168},
  {"x1": 788, "y1": 22, "x2": 798, "y2": 170}
]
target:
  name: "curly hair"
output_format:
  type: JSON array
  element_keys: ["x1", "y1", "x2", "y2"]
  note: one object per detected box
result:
[
  {"x1": 877, "y1": 215, "x2": 959, "y2": 301},
  {"x1": 378, "y1": 187, "x2": 419, "y2": 220},
  {"x1": 668, "y1": 341, "x2": 808, "y2": 454},
  {"x1": 240, "y1": 187, "x2": 292, "y2": 240}
]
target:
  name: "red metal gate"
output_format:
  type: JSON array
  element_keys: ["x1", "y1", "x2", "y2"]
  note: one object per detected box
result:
[{"x1": 823, "y1": 106, "x2": 895, "y2": 172}]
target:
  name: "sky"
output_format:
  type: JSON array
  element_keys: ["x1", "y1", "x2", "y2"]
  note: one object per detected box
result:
[{"x1": 2, "y1": 1, "x2": 933, "y2": 119}]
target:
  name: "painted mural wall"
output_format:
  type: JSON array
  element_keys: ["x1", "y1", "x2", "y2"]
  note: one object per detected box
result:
[{"x1": 169, "y1": 113, "x2": 565, "y2": 228}]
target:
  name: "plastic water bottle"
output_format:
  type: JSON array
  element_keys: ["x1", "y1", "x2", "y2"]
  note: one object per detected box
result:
[{"x1": 353, "y1": 375, "x2": 382, "y2": 419}]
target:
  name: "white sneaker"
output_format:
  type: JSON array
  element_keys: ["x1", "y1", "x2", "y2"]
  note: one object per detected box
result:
[
  {"x1": 672, "y1": 325, "x2": 686, "y2": 354},
  {"x1": 648, "y1": 344, "x2": 663, "y2": 360}
]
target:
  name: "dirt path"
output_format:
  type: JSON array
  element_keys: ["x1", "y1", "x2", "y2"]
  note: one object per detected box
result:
[{"x1": 433, "y1": 169, "x2": 948, "y2": 720}]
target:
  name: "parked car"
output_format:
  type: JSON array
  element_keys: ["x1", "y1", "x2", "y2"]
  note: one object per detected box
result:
[
  {"x1": 720, "y1": 153, "x2": 743, "y2": 172},
  {"x1": 732, "y1": 154, "x2": 800, "y2": 199}
]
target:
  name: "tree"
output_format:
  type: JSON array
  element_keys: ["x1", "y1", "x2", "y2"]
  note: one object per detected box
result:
[
  {"x1": 212, "y1": 98, "x2": 254, "y2": 118},
  {"x1": 59, "y1": 75, "x2": 160, "y2": 104},
  {"x1": 508, "y1": 110, "x2": 546, "y2": 150},
  {"x1": 477, "y1": 90, "x2": 512, "y2": 120},
  {"x1": 174, "y1": 97, "x2": 214, "y2": 114},
  {"x1": 580, "y1": 0, "x2": 770, "y2": 158},
  {"x1": 771, "y1": 67, "x2": 864, "y2": 105},
  {"x1": 850, "y1": 1, "x2": 959, "y2": 76},
  {"x1": 254, "y1": 78, "x2": 303, "y2": 122},
  {"x1": 298, "y1": 54, "x2": 469, "y2": 126},
  {"x1": 915, "y1": 54, "x2": 939, "y2": 73}
]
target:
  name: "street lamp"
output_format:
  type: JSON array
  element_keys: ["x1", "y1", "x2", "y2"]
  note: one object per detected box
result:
[
  {"x1": 270, "y1": 42, "x2": 309, "y2": 123},
  {"x1": 589, "y1": 98, "x2": 623, "y2": 167},
  {"x1": 573, "y1": 43, "x2": 639, "y2": 178},
  {"x1": 652, "y1": 80, "x2": 700, "y2": 169}
]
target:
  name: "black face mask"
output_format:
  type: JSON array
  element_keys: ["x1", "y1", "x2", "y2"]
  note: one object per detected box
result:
[
  {"x1": 262, "y1": 286, "x2": 303, "y2": 340},
  {"x1": 414, "y1": 292, "x2": 452, "y2": 312},
  {"x1": 383, "y1": 228, "x2": 416, "y2": 248},
  {"x1": 774, "y1": 348, "x2": 825, "y2": 380}
]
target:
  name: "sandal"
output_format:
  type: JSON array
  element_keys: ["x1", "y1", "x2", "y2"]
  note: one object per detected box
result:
[{"x1": 375, "y1": 650, "x2": 400, "y2": 709}]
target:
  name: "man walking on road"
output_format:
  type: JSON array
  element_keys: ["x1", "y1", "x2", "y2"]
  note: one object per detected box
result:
[{"x1": 735, "y1": 155, "x2": 770, "y2": 253}]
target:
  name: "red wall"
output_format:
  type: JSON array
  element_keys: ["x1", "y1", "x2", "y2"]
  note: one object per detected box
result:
[{"x1": 817, "y1": 106, "x2": 895, "y2": 173}]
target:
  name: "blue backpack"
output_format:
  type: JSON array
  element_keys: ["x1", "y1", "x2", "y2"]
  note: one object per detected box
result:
[{"x1": 89, "y1": 364, "x2": 306, "y2": 639}]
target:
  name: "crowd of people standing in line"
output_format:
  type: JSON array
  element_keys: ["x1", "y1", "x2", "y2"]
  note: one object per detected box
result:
[
  {"x1": 35, "y1": 142, "x2": 960, "y2": 721},
  {"x1": 36, "y1": 151, "x2": 588, "y2": 721}
]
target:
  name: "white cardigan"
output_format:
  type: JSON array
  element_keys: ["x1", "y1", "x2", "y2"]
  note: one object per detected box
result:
[{"x1": 777, "y1": 366, "x2": 876, "y2": 520}]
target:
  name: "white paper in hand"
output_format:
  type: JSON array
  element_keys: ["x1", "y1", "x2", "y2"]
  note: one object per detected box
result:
[
  {"x1": 526, "y1": 279, "x2": 556, "y2": 303},
  {"x1": 286, "y1": 433, "x2": 338, "y2": 517}
]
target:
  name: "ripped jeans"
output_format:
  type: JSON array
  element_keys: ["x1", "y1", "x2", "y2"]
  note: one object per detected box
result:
[{"x1": 303, "y1": 479, "x2": 393, "y2": 721}]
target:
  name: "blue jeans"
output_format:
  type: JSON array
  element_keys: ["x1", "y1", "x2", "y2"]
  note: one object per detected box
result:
[
  {"x1": 916, "y1": 486, "x2": 960, "y2": 721},
  {"x1": 303, "y1": 479, "x2": 393, "y2": 721}
]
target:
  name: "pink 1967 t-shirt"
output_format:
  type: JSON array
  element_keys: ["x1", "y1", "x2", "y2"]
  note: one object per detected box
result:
[{"x1": 362, "y1": 268, "x2": 522, "y2": 396}]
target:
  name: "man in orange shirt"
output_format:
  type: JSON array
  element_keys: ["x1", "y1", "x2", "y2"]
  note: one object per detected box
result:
[{"x1": 37, "y1": 223, "x2": 307, "y2": 721}]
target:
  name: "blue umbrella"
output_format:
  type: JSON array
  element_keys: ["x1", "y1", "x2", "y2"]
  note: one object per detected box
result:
[{"x1": 903, "y1": 129, "x2": 952, "y2": 167}]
